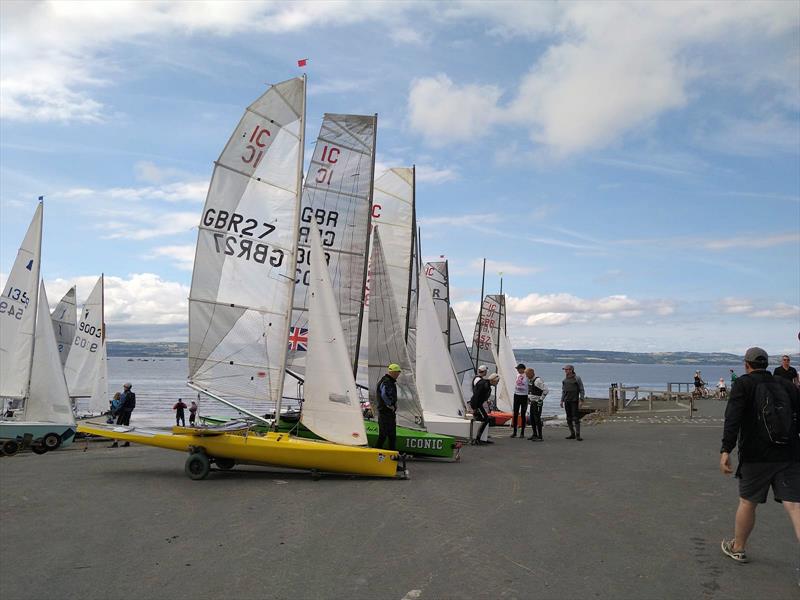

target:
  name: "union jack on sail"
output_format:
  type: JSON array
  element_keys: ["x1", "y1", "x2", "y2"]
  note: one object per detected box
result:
[{"x1": 288, "y1": 327, "x2": 308, "y2": 352}]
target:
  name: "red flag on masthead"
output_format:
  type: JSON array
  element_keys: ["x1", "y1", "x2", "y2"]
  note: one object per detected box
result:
[{"x1": 297, "y1": 58, "x2": 308, "y2": 68}]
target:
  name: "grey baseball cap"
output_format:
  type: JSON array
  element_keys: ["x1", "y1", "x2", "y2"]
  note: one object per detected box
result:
[
  {"x1": 477, "y1": 365, "x2": 488, "y2": 374},
  {"x1": 562, "y1": 364, "x2": 574, "y2": 371},
  {"x1": 744, "y1": 347, "x2": 768, "y2": 364}
]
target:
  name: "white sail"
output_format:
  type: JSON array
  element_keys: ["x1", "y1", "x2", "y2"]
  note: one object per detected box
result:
[
  {"x1": 449, "y1": 307, "x2": 476, "y2": 398},
  {"x1": 300, "y1": 226, "x2": 367, "y2": 446},
  {"x1": 287, "y1": 113, "x2": 376, "y2": 379},
  {"x1": 87, "y1": 349, "x2": 109, "y2": 415},
  {"x1": 415, "y1": 275, "x2": 466, "y2": 418},
  {"x1": 51, "y1": 286, "x2": 77, "y2": 367},
  {"x1": 25, "y1": 282, "x2": 75, "y2": 425},
  {"x1": 368, "y1": 227, "x2": 425, "y2": 429},
  {"x1": 357, "y1": 167, "x2": 415, "y2": 383},
  {"x1": 188, "y1": 77, "x2": 305, "y2": 407},
  {"x1": 470, "y1": 294, "x2": 514, "y2": 412},
  {"x1": 0, "y1": 202, "x2": 42, "y2": 399},
  {"x1": 424, "y1": 261, "x2": 449, "y2": 336},
  {"x1": 64, "y1": 276, "x2": 104, "y2": 399}
]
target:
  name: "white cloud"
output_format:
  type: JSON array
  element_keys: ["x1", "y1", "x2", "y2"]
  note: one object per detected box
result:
[
  {"x1": 720, "y1": 298, "x2": 800, "y2": 319},
  {"x1": 408, "y1": 75, "x2": 502, "y2": 146},
  {"x1": 148, "y1": 244, "x2": 195, "y2": 271},
  {"x1": 420, "y1": 213, "x2": 499, "y2": 228},
  {"x1": 101, "y1": 211, "x2": 198, "y2": 240},
  {"x1": 415, "y1": 165, "x2": 459, "y2": 184},
  {"x1": 408, "y1": 2, "x2": 798, "y2": 157},
  {"x1": 62, "y1": 181, "x2": 206, "y2": 204},
  {"x1": 47, "y1": 273, "x2": 188, "y2": 327},
  {"x1": 134, "y1": 161, "x2": 196, "y2": 184}
]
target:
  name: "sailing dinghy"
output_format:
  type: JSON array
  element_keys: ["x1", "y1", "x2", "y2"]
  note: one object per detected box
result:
[
  {"x1": 0, "y1": 203, "x2": 76, "y2": 455},
  {"x1": 79, "y1": 77, "x2": 400, "y2": 479},
  {"x1": 51, "y1": 286, "x2": 76, "y2": 367}
]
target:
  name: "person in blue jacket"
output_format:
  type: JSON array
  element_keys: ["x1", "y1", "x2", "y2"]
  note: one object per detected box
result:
[{"x1": 375, "y1": 364, "x2": 402, "y2": 451}]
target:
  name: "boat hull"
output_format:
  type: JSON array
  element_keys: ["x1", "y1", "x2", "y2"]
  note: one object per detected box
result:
[
  {"x1": 77, "y1": 422, "x2": 399, "y2": 478},
  {"x1": 0, "y1": 422, "x2": 76, "y2": 449},
  {"x1": 201, "y1": 416, "x2": 458, "y2": 459}
]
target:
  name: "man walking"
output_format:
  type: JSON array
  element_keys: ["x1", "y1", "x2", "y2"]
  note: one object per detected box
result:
[
  {"x1": 470, "y1": 373, "x2": 499, "y2": 445},
  {"x1": 511, "y1": 363, "x2": 529, "y2": 438},
  {"x1": 720, "y1": 347, "x2": 800, "y2": 564},
  {"x1": 774, "y1": 355, "x2": 799, "y2": 388},
  {"x1": 375, "y1": 364, "x2": 402, "y2": 451},
  {"x1": 561, "y1": 365, "x2": 585, "y2": 441}
]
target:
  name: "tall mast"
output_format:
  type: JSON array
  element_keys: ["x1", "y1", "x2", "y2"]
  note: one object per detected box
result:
[
  {"x1": 473, "y1": 257, "x2": 485, "y2": 372},
  {"x1": 403, "y1": 165, "x2": 416, "y2": 343},
  {"x1": 444, "y1": 259, "x2": 451, "y2": 348},
  {"x1": 100, "y1": 273, "x2": 105, "y2": 344},
  {"x1": 24, "y1": 198, "x2": 44, "y2": 409},
  {"x1": 496, "y1": 273, "x2": 503, "y2": 355},
  {"x1": 275, "y1": 74, "x2": 306, "y2": 429},
  {"x1": 352, "y1": 113, "x2": 378, "y2": 379}
]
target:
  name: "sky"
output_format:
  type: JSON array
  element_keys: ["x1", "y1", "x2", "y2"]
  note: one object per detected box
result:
[{"x1": 1, "y1": 0, "x2": 798, "y2": 355}]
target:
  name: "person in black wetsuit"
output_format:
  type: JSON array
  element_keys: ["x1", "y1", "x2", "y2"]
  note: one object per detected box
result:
[
  {"x1": 471, "y1": 373, "x2": 499, "y2": 445},
  {"x1": 375, "y1": 364, "x2": 402, "y2": 451}
]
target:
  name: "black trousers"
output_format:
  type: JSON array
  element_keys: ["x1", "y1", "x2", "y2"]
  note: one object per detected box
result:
[
  {"x1": 176, "y1": 411, "x2": 185, "y2": 426},
  {"x1": 376, "y1": 411, "x2": 397, "y2": 451},
  {"x1": 564, "y1": 401, "x2": 580, "y2": 423},
  {"x1": 529, "y1": 401, "x2": 543, "y2": 437},
  {"x1": 512, "y1": 394, "x2": 529, "y2": 434},
  {"x1": 473, "y1": 405, "x2": 490, "y2": 441},
  {"x1": 116, "y1": 411, "x2": 132, "y2": 426}
]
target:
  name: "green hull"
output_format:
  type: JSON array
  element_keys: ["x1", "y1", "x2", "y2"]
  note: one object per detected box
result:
[{"x1": 200, "y1": 416, "x2": 457, "y2": 459}]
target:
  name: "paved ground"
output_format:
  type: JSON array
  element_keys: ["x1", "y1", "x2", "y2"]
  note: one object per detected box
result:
[{"x1": 1, "y1": 401, "x2": 797, "y2": 600}]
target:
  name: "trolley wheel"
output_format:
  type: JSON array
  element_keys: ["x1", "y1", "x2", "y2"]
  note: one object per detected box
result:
[
  {"x1": 3, "y1": 440, "x2": 20, "y2": 456},
  {"x1": 214, "y1": 457, "x2": 236, "y2": 471},
  {"x1": 185, "y1": 452, "x2": 211, "y2": 480},
  {"x1": 311, "y1": 468, "x2": 321, "y2": 481},
  {"x1": 31, "y1": 445, "x2": 48, "y2": 455},
  {"x1": 42, "y1": 433, "x2": 62, "y2": 451}
]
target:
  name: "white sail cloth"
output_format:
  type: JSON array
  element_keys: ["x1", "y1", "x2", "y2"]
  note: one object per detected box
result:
[
  {"x1": 368, "y1": 228, "x2": 425, "y2": 429},
  {"x1": 470, "y1": 294, "x2": 515, "y2": 412},
  {"x1": 358, "y1": 167, "x2": 415, "y2": 382},
  {"x1": 300, "y1": 227, "x2": 367, "y2": 446},
  {"x1": 0, "y1": 202, "x2": 42, "y2": 399},
  {"x1": 25, "y1": 283, "x2": 75, "y2": 425},
  {"x1": 64, "y1": 276, "x2": 104, "y2": 399},
  {"x1": 188, "y1": 77, "x2": 305, "y2": 406},
  {"x1": 287, "y1": 113, "x2": 376, "y2": 378},
  {"x1": 51, "y1": 286, "x2": 76, "y2": 367},
  {"x1": 415, "y1": 275, "x2": 466, "y2": 418}
]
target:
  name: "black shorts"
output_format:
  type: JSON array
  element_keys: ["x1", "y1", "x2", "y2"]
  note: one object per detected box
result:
[{"x1": 738, "y1": 461, "x2": 800, "y2": 504}]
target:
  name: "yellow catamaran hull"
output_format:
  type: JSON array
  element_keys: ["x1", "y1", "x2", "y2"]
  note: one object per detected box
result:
[{"x1": 78, "y1": 423, "x2": 400, "y2": 478}]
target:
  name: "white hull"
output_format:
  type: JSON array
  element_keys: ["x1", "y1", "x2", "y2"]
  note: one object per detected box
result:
[{"x1": 422, "y1": 412, "x2": 486, "y2": 441}]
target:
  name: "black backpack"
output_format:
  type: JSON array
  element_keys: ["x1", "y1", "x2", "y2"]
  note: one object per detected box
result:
[
  {"x1": 127, "y1": 391, "x2": 136, "y2": 410},
  {"x1": 754, "y1": 379, "x2": 793, "y2": 445}
]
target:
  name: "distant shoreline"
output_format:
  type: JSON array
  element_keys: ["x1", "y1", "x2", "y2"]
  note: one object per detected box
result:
[{"x1": 107, "y1": 341, "x2": 798, "y2": 365}]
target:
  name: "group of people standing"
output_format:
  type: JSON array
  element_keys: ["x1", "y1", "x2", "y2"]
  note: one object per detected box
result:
[{"x1": 107, "y1": 383, "x2": 135, "y2": 448}]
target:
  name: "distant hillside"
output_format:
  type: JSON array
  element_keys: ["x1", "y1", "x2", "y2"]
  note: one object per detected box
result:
[
  {"x1": 107, "y1": 342, "x2": 796, "y2": 365},
  {"x1": 108, "y1": 341, "x2": 187, "y2": 358}
]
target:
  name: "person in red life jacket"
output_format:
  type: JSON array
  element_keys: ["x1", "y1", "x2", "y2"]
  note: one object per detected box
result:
[
  {"x1": 511, "y1": 363, "x2": 529, "y2": 438},
  {"x1": 720, "y1": 347, "x2": 800, "y2": 565},
  {"x1": 173, "y1": 398, "x2": 187, "y2": 427}
]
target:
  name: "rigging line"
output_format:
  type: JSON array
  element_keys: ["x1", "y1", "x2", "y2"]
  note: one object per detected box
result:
[{"x1": 268, "y1": 79, "x2": 302, "y2": 121}]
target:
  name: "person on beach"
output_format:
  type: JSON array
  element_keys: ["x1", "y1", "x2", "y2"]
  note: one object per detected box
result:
[
  {"x1": 526, "y1": 367, "x2": 548, "y2": 441},
  {"x1": 511, "y1": 363, "x2": 529, "y2": 438},
  {"x1": 107, "y1": 392, "x2": 122, "y2": 424},
  {"x1": 774, "y1": 355, "x2": 799, "y2": 388},
  {"x1": 717, "y1": 378, "x2": 727, "y2": 399},
  {"x1": 719, "y1": 347, "x2": 800, "y2": 564},
  {"x1": 189, "y1": 400, "x2": 198, "y2": 426},
  {"x1": 694, "y1": 370, "x2": 705, "y2": 391},
  {"x1": 471, "y1": 373, "x2": 499, "y2": 445},
  {"x1": 561, "y1": 365, "x2": 585, "y2": 441},
  {"x1": 473, "y1": 365, "x2": 488, "y2": 392},
  {"x1": 730, "y1": 369, "x2": 737, "y2": 385},
  {"x1": 110, "y1": 383, "x2": 136, "y2": 448},
  {"x1": 375, "y1": 364, "x2": 402, "y2": 451},
  {"x1": 173, "y1": 398, "x2": 187, "y2": 427}
]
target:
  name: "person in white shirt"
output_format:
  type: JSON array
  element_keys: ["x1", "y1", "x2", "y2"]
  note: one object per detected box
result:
[
  {"x1": 511, "y1": 363, "x2": 529, "y2": 438},
  {"x1": 526, "y1": 367, "x2": 548, "y2": 441}
]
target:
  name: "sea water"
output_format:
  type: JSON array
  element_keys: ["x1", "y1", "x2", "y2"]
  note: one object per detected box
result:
[{"x1": 101, "y1": 357, "x2": 742, "y2": 426}]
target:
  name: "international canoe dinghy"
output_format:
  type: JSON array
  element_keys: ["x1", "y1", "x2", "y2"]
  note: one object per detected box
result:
[
  {"x1": 77, "y1": 421, "x2": 399, "y2": 479},
  {"x1": 0, "y1": 203, "x2": 77, "y2": 455}
]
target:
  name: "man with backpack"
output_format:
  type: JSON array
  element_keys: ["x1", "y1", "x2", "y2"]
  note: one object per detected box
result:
[{"x1": 719, "y1": 347, "x2": 800, "y2": 564}]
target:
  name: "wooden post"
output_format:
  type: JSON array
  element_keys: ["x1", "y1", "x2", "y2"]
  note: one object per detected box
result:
[{"x1": 648, "y1": 391, "x2": 653, "y2": 411}]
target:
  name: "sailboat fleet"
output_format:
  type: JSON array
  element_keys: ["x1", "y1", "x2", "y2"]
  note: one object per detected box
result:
[{"x1": 1, "y1": 75, "x2": 521, "y2": 478}]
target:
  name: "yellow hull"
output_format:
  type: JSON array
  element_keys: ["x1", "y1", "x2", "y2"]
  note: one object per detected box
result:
[{"x1": 78, "y1": 423, "x2": 400, "y2": 478}]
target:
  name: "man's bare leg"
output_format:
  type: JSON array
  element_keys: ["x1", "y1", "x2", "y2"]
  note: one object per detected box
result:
[
  {"x1": 734, "y1": 498, "x2": 757, "y2": 551},
  {"x1": 782, "y1": 501, "x2": 800, "y2": 542}
]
